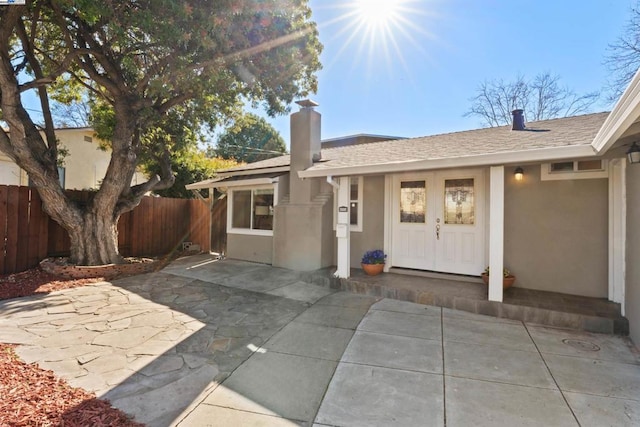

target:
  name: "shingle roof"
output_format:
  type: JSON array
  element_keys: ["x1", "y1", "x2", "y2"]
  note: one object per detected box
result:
[
  {"x1": 221, "y1": 154, "x2": 292, "y2": 173},
  {"x1": 219, "y1": 112, "x2": 609, "y2": 176}
]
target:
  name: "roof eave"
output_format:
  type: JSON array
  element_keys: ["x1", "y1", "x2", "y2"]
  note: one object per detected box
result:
[
  {"x1": 592, "y1": 67, "x2": 640, "y2": 154},
  {"x1": 185, "y1": 178, "x2": 225, "y2": 190},
  {"x1": 297, "y1": 145, "x2": 597, "y2": 178},
  {"x1": 216, "y1": 165, "x2": 290, "y2": 178},
  {"x1": 186, "y1": 176, "x2": 280, "y2": 190}
]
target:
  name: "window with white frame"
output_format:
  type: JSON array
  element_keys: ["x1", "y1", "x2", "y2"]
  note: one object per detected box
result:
[
  {"x1": 229, "y1": 187, "x2": 275, "y2": 235},
  {"x1": 540, "y1": 160, "x2": 608, "y2": 181},
  {"x1": 334, "y1": 176, "x2": 363, "y2": 232}
]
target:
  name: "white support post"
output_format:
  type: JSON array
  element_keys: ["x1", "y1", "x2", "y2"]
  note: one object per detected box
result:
[
  {"x1": 489, "y1": 166, "x2": 505, "y2": 302},
  {"x1": 383, "y1": 175, "x2": 392, "y2": 272},
  {"x1": 609, "y1": 159, "x2": 626, "y2": 314},
  {"x1": 335, "y1": 176, "x2": 351, "y2": 278}
]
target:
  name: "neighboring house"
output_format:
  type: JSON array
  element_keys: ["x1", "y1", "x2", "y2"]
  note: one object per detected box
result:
[
  {"x1": 187, "y1": 71, "x2": 640, "y2": 345},
  {"x1": 0, "y1": 127, "x2": 146, "y2": 189},
  {"x1": 0, "y1": 151, "x2": 23, "y2": 186}
]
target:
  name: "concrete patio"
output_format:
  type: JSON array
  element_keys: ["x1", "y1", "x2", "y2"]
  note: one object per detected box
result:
[
  {"x1": 304, "y1": 267, "x2": 629, "y2": 335},
  {"x1": 0, "y1": 254, "x2": 639, "y2": 426}
]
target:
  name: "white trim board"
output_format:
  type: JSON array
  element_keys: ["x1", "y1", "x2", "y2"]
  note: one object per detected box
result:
[
  {"x1": 488, "y1": 166, "x2": 505, "y2": 303},
  {"x1": 216, "y1": 166, "x2": 290, "y2": 178},
  {"x1": 608, "y1": 159, "x2": 626, "y2": 314},
  {"x1": 186, "y1": 176, "x2": 280, "y2": 190},
  {"x1": 592, "y1": 67, "x2": 640, "y2": 154}
]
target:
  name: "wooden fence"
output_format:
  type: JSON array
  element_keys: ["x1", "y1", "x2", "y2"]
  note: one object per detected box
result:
[
  {"x1": 0, "y1": 185, "x2": 212, "y2": 275},
  {"x1": 0, "y1": 186, "x2": 48, "y2": 276}
]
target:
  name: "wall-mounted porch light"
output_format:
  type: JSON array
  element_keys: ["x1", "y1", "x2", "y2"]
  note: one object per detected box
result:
[
  {"x1": 627, "y1": 142, "x2": 640, "y2": 164},
  {"x1": 514, "y1": 166, "x2": 524, "y2": 181}
]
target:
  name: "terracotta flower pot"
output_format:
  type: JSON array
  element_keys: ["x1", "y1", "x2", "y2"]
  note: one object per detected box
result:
[
  {"x1": 361, "y1": 263, "x2": 384, "y2": 276},
  {"x1": 481, "y1": 273, "x2": 515, "y2": 289}
]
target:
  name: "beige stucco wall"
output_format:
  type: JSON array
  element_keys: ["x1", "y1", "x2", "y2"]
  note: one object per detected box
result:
[
  {"x1": 0, "y1": 155, "x2": 23, "y2": 185},
  {"x1": 626, "y1": 163, "x2": 640, "y2": 345},
  {"x1": 0, "y1": 128, "x2": 146, "y2": 189},
  {"x1": 227, "y1": 233, "x2": 273, "y2": 264},
  {"x1": 349, "y1": 175, "x2": 386, "y2": 267},
  {"x1": 60, "y1": 129, "x2": 145, "y2": 190},
  {"x1": 61, "y1": 129, "x2": 112, "y2": 189},
  {"x1": 276, "y1": 175, "x2": 290, "y2": 204},
  {"x1": 504, "y1": 164, "x2": 608, "y2": 298},
  {"x1": 272, "y1": 202, "x2": 328, "y2": 270},
  {"x1": 272, "y1": 187, "x2": 334, "y2": 271}
]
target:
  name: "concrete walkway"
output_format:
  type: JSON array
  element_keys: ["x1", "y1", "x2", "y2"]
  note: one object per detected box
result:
[{"x1": 0, "y1": 254, "x2": 639, "y2": 426}]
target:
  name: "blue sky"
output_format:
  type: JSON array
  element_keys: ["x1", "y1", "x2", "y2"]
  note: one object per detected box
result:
[{"x1": 262, "y1": 0, "x2": 634, "y2": 147}]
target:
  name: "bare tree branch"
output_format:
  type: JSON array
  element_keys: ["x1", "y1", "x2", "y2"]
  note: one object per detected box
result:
[
  {"x1": 465, "y1": 72, "x2": 599, "y2": 127},
  {"x1": 16, "y1": 17, "x2": 59, "y2": 164},
  {"x1": 604, "y1": 4, "x2": 640, "y2": 102}
]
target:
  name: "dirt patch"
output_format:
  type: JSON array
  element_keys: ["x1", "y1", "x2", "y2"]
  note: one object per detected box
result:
[{"x1": 0, "y1": 344, "x2": 144, "y2": 427}]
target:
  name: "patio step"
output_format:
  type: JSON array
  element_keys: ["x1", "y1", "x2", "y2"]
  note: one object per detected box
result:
[{"x1": 301, "y1": 268, "x2": 628, "y2": 335}]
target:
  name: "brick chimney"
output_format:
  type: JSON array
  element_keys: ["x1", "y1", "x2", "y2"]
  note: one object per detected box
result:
[{"x1": 289, "y1": 99, "x2": 321, "y2": 203}]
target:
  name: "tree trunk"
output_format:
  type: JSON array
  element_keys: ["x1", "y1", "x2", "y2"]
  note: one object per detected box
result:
[
  {"x1": 58, "y1": 98, "x2": 141, "y2": 266},
  {"x1": 67, "y1": 208, "x2": 123, "y2": 266}
]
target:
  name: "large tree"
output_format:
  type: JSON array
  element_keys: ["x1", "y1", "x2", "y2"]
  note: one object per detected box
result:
[
  {"x1": 90, "y1": 98, "x2": 240, "y2": 199},
  {"x1": 214, "y1": 112, "x2": 286, "y2": 163},
  {"x1": 146, "y1": 147, "x2": 239, "y2": 199},
  {"x1": 0, "y1": 1, "x2": 321, "y2": 265},
  {"x1": 465, "y1": 72, "x2": 599, "y2": 127}
]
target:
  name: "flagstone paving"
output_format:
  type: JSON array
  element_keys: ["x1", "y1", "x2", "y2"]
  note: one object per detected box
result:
[
  {"x1": 0, "y1": 262, "x2": 322, "y2": 426},
  {"x1": 1, "y1": 254, "x2": 639, "y2": 427}
]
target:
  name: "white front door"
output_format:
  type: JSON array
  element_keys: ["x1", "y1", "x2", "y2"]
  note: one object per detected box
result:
[{"x1": 391, "y1": 170, "x2": 485, "y2": 276}]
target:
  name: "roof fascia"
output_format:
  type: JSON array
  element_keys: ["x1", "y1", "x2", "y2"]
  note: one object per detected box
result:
[
  {"x1": 592, "y1": 68, "x2": 640, "y2": 153},
  {"x1": 216, "y1": 165, "x2": 290, "y2": 178},
  {"x1": 298, "y1": 145, "x2": 597, "y2": 178},
  {"x1": 185, "y1": 178, "x2": 224, "y2": 190},
  {"x1": 186, "y1": 176, "x2": 279, "y2": 190}
]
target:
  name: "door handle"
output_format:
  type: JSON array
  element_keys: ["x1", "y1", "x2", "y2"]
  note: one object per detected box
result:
[{"x1": 436, "y1": 224, "x2": 440, "y2": 240}]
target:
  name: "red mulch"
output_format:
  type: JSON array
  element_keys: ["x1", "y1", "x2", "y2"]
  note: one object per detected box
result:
[
  {"x1": 0, "y1": 267, "x2": 105, "y2": 301},
  {"x1": 0, "y1": 269, "x2": 145, "y2": 426},
  {"x1": 0, "y1": 344, "x2": 144, "y2": 427}
]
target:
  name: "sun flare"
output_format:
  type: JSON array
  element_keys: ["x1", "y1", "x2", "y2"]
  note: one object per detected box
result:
[
  {"x1": 355, "y1": 0, "x2": 403, "y2": 28},
  {"x1": 321, "y1": 0, "x2": 432, "y2": 79}
]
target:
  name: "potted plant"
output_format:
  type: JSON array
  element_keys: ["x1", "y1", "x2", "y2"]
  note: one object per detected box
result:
[
  {"x1": 481, "y1": 266, "x2": 516, "y2": 289},
  {"x1": 361, "y1": 249, "x2": 386, "y2": 276}
]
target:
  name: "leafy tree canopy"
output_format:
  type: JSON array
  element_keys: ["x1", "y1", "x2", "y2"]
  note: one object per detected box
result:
[
  {"x1": 214, "y1": 112, "x2": 286, "y2": 163},
  {"x1": 0, "y1": 0, "x2": 322, "y2": 265},
  {"x1": 145, "y1": 146, "x2": 239, "y2": 199}
]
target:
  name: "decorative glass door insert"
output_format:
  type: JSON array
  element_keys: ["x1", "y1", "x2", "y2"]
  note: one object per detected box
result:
[
  {"x1": 400, "y1": 180, "x2": 426, "y2": 223},
  {"x1": 444, "y1": 178, "x2": 475, "y2": 225}
]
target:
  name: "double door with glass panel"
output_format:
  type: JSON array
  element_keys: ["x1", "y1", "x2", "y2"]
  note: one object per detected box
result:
[{"x1": 391, "y1": 170, "x2": 485, "y2": 276}]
